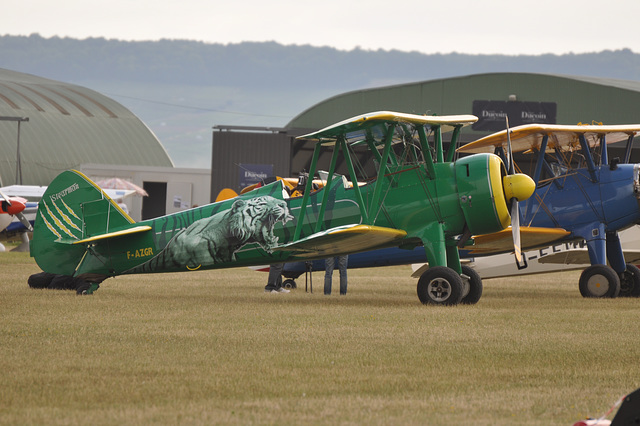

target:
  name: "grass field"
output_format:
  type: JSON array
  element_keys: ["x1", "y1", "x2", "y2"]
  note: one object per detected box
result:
[{"x1": 1, "y1": 251, "x2": 639, "y2": 425}]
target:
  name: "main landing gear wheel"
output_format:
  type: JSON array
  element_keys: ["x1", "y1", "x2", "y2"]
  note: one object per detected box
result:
[
  {"x1": 282, "y1": 279, "x2": 297, "y2": 289},
  {"x1": 460, "y1": 265, "x2": 483, "y2": 305},
  {"x1": 579, "y1": 265, "x2": 620, "y2": 298},
  {"x1": 417, "y1": 266, "x2": 464, "y2": 306},
  {"x1": 618, "y1": 263, "x2": 640, "y2": 298}
]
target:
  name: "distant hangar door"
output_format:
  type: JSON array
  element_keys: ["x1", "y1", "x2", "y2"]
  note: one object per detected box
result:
[{"x1": 142, "y1": 181, "x2": 167, "y2": 220}]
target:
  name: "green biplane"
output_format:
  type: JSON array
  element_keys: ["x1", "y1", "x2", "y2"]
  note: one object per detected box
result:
[{"x1": 30, "y1": 111, "x2": 535, "y2": 305}]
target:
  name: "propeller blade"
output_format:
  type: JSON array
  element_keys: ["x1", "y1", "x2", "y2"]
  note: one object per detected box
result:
[
  {"x1": 505, "y1": 116, "x2": 515, "y2": 175},
  {"x1": 511, "y1": 200, "x2": 526, "y2": 268},
  {"x1": 505, "y1": 116, "x2": 527, "y2": 269},
  {"x1": 16, "y1": 212, "x2": 33, "y2": 232}
]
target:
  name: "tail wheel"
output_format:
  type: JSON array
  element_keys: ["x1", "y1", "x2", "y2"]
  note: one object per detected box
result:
[
  {"x1": 460, "y1": 266, "x2": 483, "y2": 305},
  {"x1": 619, "y1": 264, "x2": 640, "y2": 297},
  {"x1": 579, "y1": 265, "x2": 620, "y2": 298},
  {"x1": 282, "y1": 279, "x2": 297, "y2": 289},
  {"x1": 417, "y1": 266, "x2": 464, "y2": 306}
]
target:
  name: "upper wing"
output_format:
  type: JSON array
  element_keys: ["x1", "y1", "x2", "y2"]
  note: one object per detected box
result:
[
  {"x1": 274, "y1": 224, "x2": 407, "y2": 258},
  {"x1": 467, "y1": 226, "x2": 571, "y2": 255},
  {"x1": 298, "y1": 111, "x2": 478, "y2": 143},
  {"x1": 458, "y1": 123, "x2": 640, "y2": 154}
]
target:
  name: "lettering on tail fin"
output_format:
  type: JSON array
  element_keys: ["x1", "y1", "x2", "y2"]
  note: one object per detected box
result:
[{"x1": 127, "y1": 196, "x2": 293, "y2": 273}]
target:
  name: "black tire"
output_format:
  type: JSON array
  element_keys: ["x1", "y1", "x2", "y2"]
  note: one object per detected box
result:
[
  {"x1": 282, "y1": 279, "x2": 297, "y2": 289},
  {"x1": 460, "y1": 265, "x2": 483, "y2": 305},
  {"x1": 619, "y1": 263, "x2": 640, "y2": 297},
  {"x1": 579, "y1": 265, "x2": 620, "y2": 298},
  {"x1": 417, "y1": 266, "x2": 464, "y2": 306},
  {"x1": 27, "y1": 272, "x2": 56, "y2": 289},
  {"x1": 48, "y1": 275, "x2": 78, "y2": 290}
]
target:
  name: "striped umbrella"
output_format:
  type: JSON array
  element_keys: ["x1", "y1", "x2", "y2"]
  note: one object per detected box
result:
[{"x1": 94, "y1": 177, "x2": 149, "y2": 197}]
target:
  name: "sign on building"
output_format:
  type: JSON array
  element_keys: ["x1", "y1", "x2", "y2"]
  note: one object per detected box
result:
[
  {"x1": 472, "y1": 100, "x2": 557, "y2": 131},
  {"x1": 238, "y1": 163, "x2": 273, "y2": 189}
]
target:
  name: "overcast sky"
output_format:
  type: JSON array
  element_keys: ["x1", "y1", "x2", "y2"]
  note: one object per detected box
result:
[{"x1": 4, "y1": 0, "x2": 639, "y2": 55}]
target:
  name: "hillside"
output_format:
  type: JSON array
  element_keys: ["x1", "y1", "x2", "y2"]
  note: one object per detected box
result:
[{"x1": 1, "y1": 34, "x2": 639, "y2": 167}]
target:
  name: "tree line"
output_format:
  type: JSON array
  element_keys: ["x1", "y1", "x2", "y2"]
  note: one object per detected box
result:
[{"x1": 2, "y1": 34, "x2": 639, "y2": 92}]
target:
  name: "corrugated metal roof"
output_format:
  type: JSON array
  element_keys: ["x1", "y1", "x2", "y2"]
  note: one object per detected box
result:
[
  {"x1": 0, "y1": 68, "x2": 173, "y2": 186},
  {"x1": 286, "y1": 73, "x2": 640, "y2": 132}
]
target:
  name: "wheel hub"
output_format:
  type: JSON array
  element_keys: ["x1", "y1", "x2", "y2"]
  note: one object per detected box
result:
[
  {"x1": 428, "y1": 278, "x2": 452, "y2": 302},
  {"x1": 586, "y1": 274, "x2": 609, "y2": 297}
]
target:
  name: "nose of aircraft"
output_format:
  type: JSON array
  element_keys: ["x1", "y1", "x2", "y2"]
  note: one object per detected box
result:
[
  {"x1": 1, "y1": 196, "x2": 28, "y2": 215},
  {"x1": 503, "y1": 174, "x2": 535, "y2": 202}
]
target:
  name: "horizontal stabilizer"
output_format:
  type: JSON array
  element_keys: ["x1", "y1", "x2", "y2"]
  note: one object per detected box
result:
[
  {"x1": 56, "y1": 225, "x2": 152, "y2": 245},
  {"x1": 468, "y1": 226, "x2": 571, "y2": 255},
  {"x1": 274, "y1": 224, "x2": 407, "y2": 258}
]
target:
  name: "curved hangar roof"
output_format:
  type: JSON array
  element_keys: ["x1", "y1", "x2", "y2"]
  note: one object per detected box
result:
[
  {"x1": 286, "y1": 73, "x2": 640, "y2": 134},
  {"x1": 0, "y1": 68, "x2": 173, "y2": 186}
]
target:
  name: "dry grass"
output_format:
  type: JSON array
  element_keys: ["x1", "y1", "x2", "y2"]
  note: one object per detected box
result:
[{"x1": 1, "y1": 252, "x2": 639, "y2": 425}]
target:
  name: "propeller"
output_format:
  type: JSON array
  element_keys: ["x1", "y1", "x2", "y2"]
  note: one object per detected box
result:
[
  {"x1": 0, "y1": 190, "x2": 33, "y2": 232},
  {"x1": 501, "y1": 117, "x2": 532, "y2": 269}
]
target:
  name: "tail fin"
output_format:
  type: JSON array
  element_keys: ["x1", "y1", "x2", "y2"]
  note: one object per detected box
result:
[{"x1": 30, "y1": 170, "x2": 134, "y2": 276}]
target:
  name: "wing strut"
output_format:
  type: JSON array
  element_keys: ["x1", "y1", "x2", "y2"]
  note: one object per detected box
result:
[
  {"x1": 600, "y1": 133, "x2": 608, "y2": 165},
  {"x1": 445, "y1": 125, "x2": 462, "y2": 163},
  {"x1": 293, "y1": 142, "x2": 321, "y2": 241},
  {"x1": 339, "y1": 136, "x2": 369, "y2": 224},
  {"x1": 314, "y1": 140, "x2": 341, "y2": 233},
  {"x1": 623, "y1": 134, "x2": 635, "y2": 164},
  {"x1": 416, "y1": 126, "x2": 436, "y2": 178},
  {"x1": 435, "y1": 125, "x2": 444, "y2": 163},
  {"x1": 368, "y1": 124, "x2": 395, "y2": 223},
  {"x1": 578, "y1": 134, "x2": 598, "y2": 182}
]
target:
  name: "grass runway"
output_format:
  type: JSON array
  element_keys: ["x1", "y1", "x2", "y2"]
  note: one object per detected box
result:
[{"x1": 1, "y1": 251, "x2": 639, "y2": 425}]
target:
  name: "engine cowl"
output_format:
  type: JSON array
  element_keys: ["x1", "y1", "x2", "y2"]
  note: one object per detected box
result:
[{"x1": 455, "y1": 153, "x2": 534, "y2": 235}]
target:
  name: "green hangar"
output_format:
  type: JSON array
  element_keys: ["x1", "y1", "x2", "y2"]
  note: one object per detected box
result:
[
  {"x1": 0, "y1": 68, "x2": 211, "y2": 221},
  {"x1": 0, "y1": 67, "x2": 173, "y2": 186},
  {"x1": 211, "y1": 72, "x2": 640, "y2": 196}
]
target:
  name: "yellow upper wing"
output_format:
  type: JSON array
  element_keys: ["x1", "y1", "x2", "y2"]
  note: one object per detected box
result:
[
  {"x1": 458, "y1": 123, "x2": 640, "y2": 155},
  {"x1": 298, "y1": 111, "x2": 478, "y2": 143}
]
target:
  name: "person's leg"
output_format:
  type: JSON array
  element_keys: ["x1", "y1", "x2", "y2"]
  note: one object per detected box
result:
[
  {"x1": 265, "y1": 264, "x2": 283, "y2": 292},
  {"x1": 338, "y1": 255, "x2": 348, "y2": 295},
  {"x1": 274, "y1": 264, "x2": 289, "y2": 293},
  {"x1": 324, "y1": 257, "x2": 335, "y2": 295}
]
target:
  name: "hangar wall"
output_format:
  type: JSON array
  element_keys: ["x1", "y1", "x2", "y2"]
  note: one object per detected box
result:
[{"x1": 210, "y1": 127, "x2": 293, "y2": 200}]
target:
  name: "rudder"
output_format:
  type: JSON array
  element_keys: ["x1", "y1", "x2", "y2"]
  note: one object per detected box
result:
[{"x1": 30, "y1": 170, "x2": 134, "y2": 276}]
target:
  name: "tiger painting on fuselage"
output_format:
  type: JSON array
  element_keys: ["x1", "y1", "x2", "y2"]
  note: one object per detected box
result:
[{"x1": 129, "y1": 196, "x2": 293, "y2": 273}]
